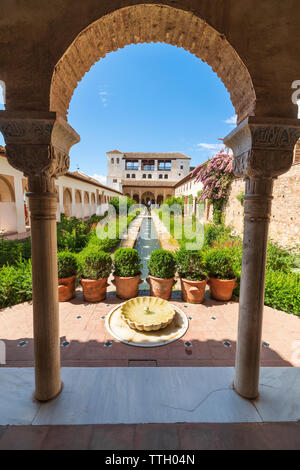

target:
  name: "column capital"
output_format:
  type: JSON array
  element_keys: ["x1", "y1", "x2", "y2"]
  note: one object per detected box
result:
[
  {"x1": 224, "y1": 117, "x2": 300, "y2": 178},
  {"x1": 0, "y1": 111, "x2": 80, "y2": 192}
]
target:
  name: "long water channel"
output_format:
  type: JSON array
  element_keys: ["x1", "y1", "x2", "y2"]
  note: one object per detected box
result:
[{"x1": 134, "y1": 215, "x2": 161, "y2": 291}]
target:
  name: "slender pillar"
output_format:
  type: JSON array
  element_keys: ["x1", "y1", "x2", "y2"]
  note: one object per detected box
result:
[
  {"x1": 58, "y1": 184, "x2": 64, "y2": 217},
  {"x1": 234, "y1": 176, "x2": 274, "y2": 398},
  {"x1": 224, "y1": 116, "x2": 300, "y2": 399},
  {"x1": 28, "y1": 186, "x2": 61, "y2": 401},
  {"x1": 0, "y1": 110, "x2": 80, "y2": 402}
]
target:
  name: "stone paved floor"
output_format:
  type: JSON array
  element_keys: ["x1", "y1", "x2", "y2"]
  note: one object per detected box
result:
[
  {"x1": 1, "y1": 423, "x2": 300, "y2": 450},
  {"x1": 1, "y1": 288, "x2": 299, "y2": 368}
]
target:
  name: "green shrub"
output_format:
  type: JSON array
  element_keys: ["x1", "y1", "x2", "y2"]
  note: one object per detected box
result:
[
  {"x1": 0, "y1": 239, "x2": 23, "y2": 267},
  {"x1": 109, "y1": 196, "x2": 135, "y2": 215},
  {"x1": 57, "y1": 251, "x2": 78, "y2": 279},
  {"x1": 176, "y1": 249, "x2": 207, "y2": 281},
  {"x1": 148, "y1": 249, "x2": 176, "y2": 279},
  {"x1": 113, "y1": 248, "x2": 142, "y2": 277},
  {"x1": 203, "y1": 223, "x2": 232, "y2": 248},
  {"x1": 0, "y1": 260, "x2": 32, "y2": 308},
  {"x1": 82, "y1": 251, "x2": 112, "y2": 280},
  {"x1": 162, "y1": 196, "x2": 184, "y2": 213},
  {"x1": 265, "y1": 270, "x2": 300, "y2": 316},
  {"x1": 204, "y1": 248, "x2": 237, "y2": 280},
  {"x1": 267, "y1": 241, "x2": 295, "y2": 273}
]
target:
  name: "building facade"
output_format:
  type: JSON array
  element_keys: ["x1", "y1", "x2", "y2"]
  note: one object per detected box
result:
[
  {"x1": 106, "y1": 150, "x2": 191, "y2": 201},
  {"x1": 0, "y1": 146, "x2": 122, "y2": 237}
]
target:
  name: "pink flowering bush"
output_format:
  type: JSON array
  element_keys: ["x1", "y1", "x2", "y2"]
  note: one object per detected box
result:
[{"x1": 192, "y1": 148, "x2": 234, "y2": 222}]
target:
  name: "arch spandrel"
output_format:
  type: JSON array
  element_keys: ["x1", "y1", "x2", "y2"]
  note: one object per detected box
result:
[{"x1": 50, "y1": 4, "x2": 256, "y2": 124}]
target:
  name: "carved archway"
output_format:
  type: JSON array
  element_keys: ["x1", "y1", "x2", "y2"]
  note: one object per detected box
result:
[
  {"x1": 63, "y1": 188, "x2": 72, "y2": 218},
  {"x1": 50, "y1": 5, "x2": 256, "y2": 124},
  {"x1": 0, "y1": 175, "x2": 15, "y2": 202}
]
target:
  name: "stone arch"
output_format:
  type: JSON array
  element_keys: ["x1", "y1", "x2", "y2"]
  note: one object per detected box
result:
[
  {"x1": 50, "y1": 4, "x2": 256, "y2": 124},
  {"x1": 157, "y1": 194, "x2": 163, "y2": 205},
  {"x1": 0, "y1": 175, "x2": 15, "y2": 202},
  {"x1": 142, "y1": 191, "x2": 155, "y2": 206},
  {"x1": 63, "y1": 188, "x2": 72, "y2": 218},
  {"x1": 91, "y1": 192, "x2": 96, "y2": 214}
]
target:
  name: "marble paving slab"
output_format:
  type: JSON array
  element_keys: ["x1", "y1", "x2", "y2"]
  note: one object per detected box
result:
[{"x1": 0, "y1": 367, "x2": 299, "y2": 425}]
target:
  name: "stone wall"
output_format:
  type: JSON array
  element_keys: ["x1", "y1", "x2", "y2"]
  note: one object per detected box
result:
[{"x1": 224, "y1": 163, "x2": 300, "y2": 247}]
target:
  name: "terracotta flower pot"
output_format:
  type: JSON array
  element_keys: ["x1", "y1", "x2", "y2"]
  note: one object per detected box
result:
[
  {"x1": 80, "y1": 278, "x2": 109, "y2": 303},
  {"x1": 58, "y1": 275, "x2": 76, "y2": 302},
  {"x1": 112, "y1": 274, "x2": 143, "y2": 300},
  {"x1": 208, "y1": 277, "x2": 238, "y2": 301},
  {"x1": 146, "y1": 276, "x2": 176, "y2": 301},
  {"x1": 180, "y1": 278, "x2": 207, "y2": 304}
]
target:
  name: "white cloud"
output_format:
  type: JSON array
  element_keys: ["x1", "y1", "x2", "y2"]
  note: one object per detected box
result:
[
  {"x1": 197, "y1": 143, "x2": 223, "y2": 150},
  {"x1": 224, "y1": 115, "x2": 237, "y2": 125},
  {"x1": 92, "y1": 173, "x2": 107, "y2": 185},
  {"x1": 99, "y1": 89, "x2": 109, "y2": 107}
]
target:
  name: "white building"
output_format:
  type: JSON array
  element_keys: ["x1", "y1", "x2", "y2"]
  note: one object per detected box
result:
[
  {"x1": 0, "y1": 146, "x2": 122, "y2": 237},
  {"x1": 174, "y1": 169, "x2": 204, "y2": 215},
  {"x1": 106, "y1": 150, "x2": 191, "y2": 193}
]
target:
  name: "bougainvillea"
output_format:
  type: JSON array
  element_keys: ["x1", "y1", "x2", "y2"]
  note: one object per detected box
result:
[{"x1": 192, "y1": 148, "x2": 234, "y2": 223}]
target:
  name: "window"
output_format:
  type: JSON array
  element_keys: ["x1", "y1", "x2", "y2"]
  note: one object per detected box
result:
[
  {"x1": 111, "y1": 158, "x2": 114, "y2": 164},
  {"x1": 164, "y1": 174, "x2": 168, "y2": 179},
  {"x1": 142, "y1": 160, "x2": 155, "y2": 171},
  {"x1": 117, "y1": 158, "x2": 119, "y2": 164},
  {"x1": 158, "y1": 160, "x2": 171, "y2": 171},
  {"x1": 143, "y1": 174, "x2": 146, "y2": 179},
  {"x1": 126, "y1": 174, "x2": 130, "y2": 179},
  {"x1": 148, "y1": 174, "x2": 152, "y2": 179},
  {"x1": 159, "y1": 174, "x2": 163, "y2": 179},
  {"x1": 126, "y1": 160, "x2": 139, "y2": 170},
  {"x1": 180, "y1": 165, "x2": 183, "y2": 170},
  {"x1": 132, "y1": 174, "x2": 136, "y2": 179},
  {"x1": 113, "y1": 179, "x2": 118, "y2": 183}
]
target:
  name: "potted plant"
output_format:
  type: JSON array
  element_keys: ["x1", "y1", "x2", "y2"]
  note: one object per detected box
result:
[
  {"x1": 205, "y1": 248, "x2": 238, "y2": 301},
  {"x1": 112, "y1": 248, "x2": 143, "y2": 299},
  {"x1": 147, "y1": 249, "x2": 176, "y2": 300},
  {"x1": 80, "y1": 251, "x2": 112, "y2": 302},
  {"x1": 57, "y1": 251, "x2": 78, "y2": 302},
  {"x1": 176, "y1": 249, "x2": 207, "y2": 304}
]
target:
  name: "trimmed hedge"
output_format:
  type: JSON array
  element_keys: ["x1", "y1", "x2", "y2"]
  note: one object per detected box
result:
[
  {"x1": 81, "y1": 251, "x2": 112, "y2": 280},
  {"x1": 176, "y1": 249, "x2": 206, "y2": 281},
  {"x1": 114, "y1": 248, "x2": 142, "y2": 278},
  {"x1": 148, "y1": 249, "x2": 176, "y2": 279},
  {"x1": 57, "y1": 251, "x2": 78, "y2": 279}
]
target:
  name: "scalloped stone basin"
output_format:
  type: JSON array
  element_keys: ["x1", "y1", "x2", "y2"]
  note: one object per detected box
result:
[{"x1": 120, "y1": 296, "x2": 176, "y2": 332}]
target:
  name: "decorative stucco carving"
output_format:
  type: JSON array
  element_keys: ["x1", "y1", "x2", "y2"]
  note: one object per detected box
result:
[
  {"x1": 224, "y1": 117, "x2": 300, "y2": 179},
  {"x1": 224, "y1": 117, "x2": 300, "y2": 222},
  {"x1": 0, "y1": 111, "x2": 80, "y2": 193},
  {"x1": 50, "y1": 4, "x2": 256, "y2": 124}
]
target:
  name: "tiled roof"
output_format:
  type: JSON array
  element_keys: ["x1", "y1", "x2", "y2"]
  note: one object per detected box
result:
[
  {"x1": 66, "y1": 171, "x2": 122, "y2": 194},
  {"x1": 107, "y1": 150, "x2": 123, "y2": 154}
]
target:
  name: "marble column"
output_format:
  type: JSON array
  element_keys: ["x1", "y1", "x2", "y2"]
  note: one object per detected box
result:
[
  {"x1": 224, "y1": 117, "x2": 300, "y2": 399},
  {"x1": 0, "y1": 111, "x2": 80, "y2": 401}
]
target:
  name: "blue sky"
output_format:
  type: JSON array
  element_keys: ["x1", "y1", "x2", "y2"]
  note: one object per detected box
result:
[{"x1": 0, "y1": 43, "x2": 236, "y2": 184}]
